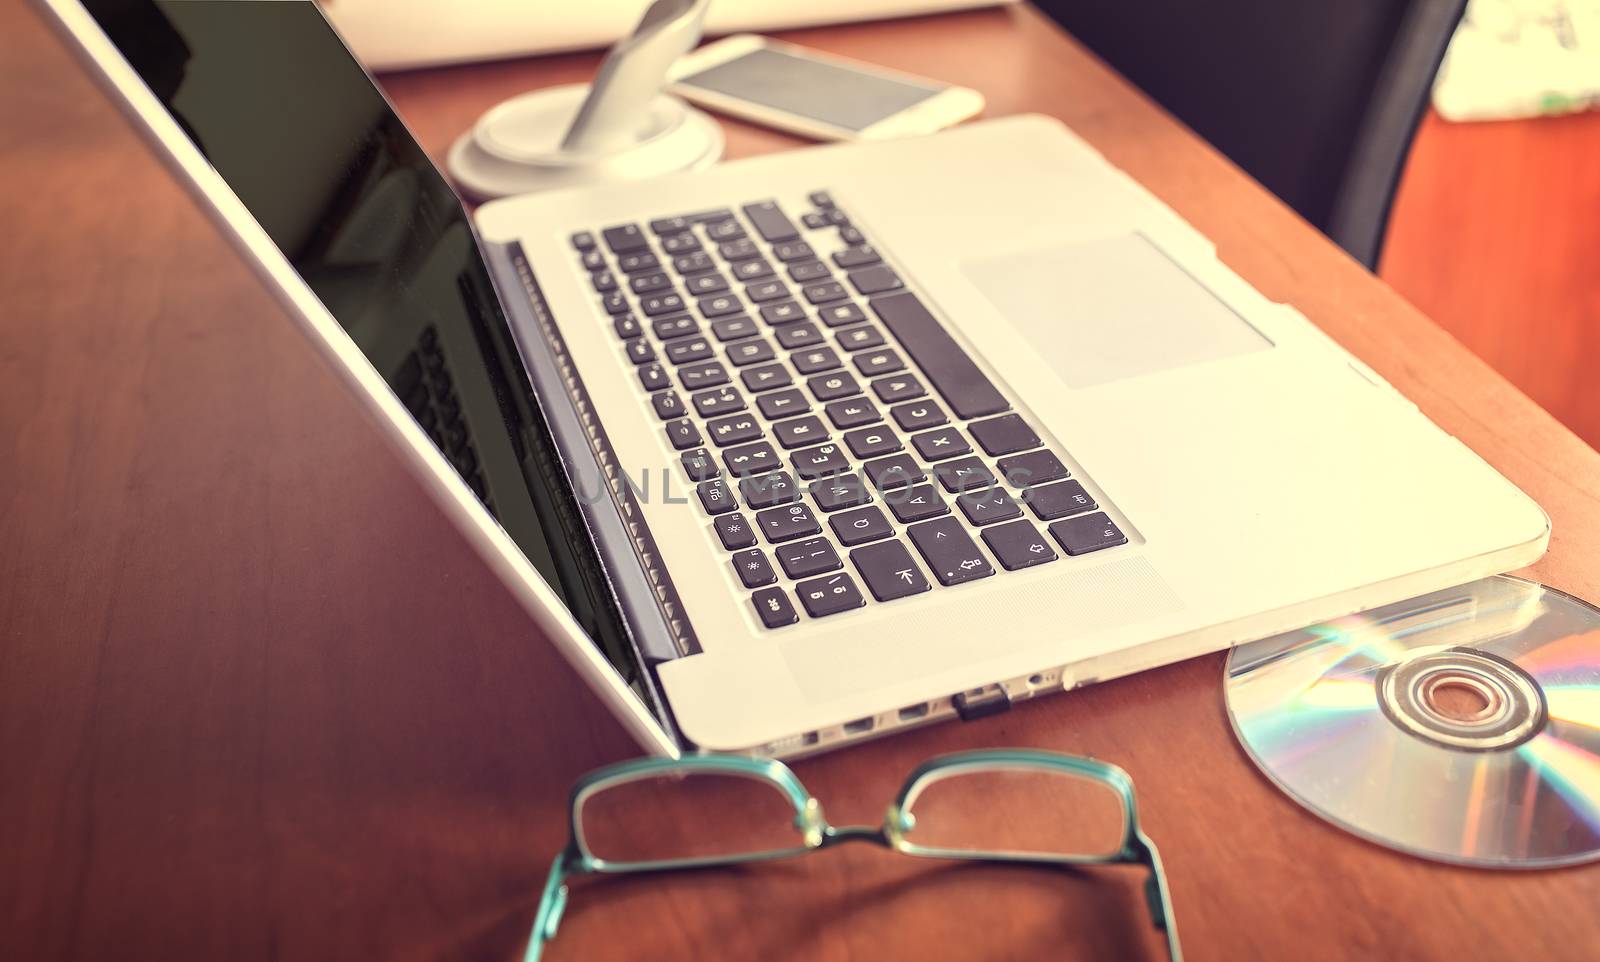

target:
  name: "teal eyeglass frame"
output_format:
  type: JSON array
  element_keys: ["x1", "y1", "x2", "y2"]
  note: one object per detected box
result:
[{"x1": 525, "y1": 749, "x2": 1182, "y2": 961}]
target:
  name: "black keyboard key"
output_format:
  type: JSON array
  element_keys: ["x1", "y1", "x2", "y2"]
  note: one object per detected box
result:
[
  {"x1": 802, "y1": 281, "x2": 848, "y2": 304},
  {"x1": 809, "y1": 190, "x2": 835, "y2": 208},
  {"x1": 664, "y1": 418, "x2": 701, "y2": 450},
  {"x1": 649, "y1": 215, "x2": 694, "y2": 234},
  {"x1": 851, "y1": 540, "x2": 931, "y2": 601},
  {"x1": 618, "y1": 252, "x2": 660, "y2": 274},
  {"x1": 970, "y1": 414, "x2": 1041, "y2": 456},
  {"x1": 602, "y1": 223, "x2": 647, "y2": 253},
  {"x1": 776, "y1": 537, "x2": 843, "y2": 579},
  {"x1": 741, "y1": 364, "x2": 792, "y2": 393},
  {"x1": 803, "y1": 212, "x2": 828, "y2": 229},
  {"x1": 707, "y1": 414, "x2": 763, "y2": 447},
  {"x1": 886, "y1": 483, "x2": 949, "y2": 523},
  {"x1": 651, "y1": 391, "x2": 686, "y2": 420},
  {"x1": 789, "y1": 260, "x2": 831, "y2": 283},
  {"x1": 626, "y1": 338, "x2": 656, "y2": 365},
  {"x1": 571, "y1": 230, "x2": 596, "y2": 251},
  {"x1": 830, "y1": 506, "x2": 894, "y2": 547},
  {"x1": 685, "y1": 272, "x2": 729, "y2": 295},
  {"x1": 757, "y1": 388, "x2": 809, "y2": 420},
  {"x1": 808, "y1": 372, "x2": 860, "y2": 402},
  {"x1": 743, "y1": 200, "x2": 800, "y2": 243},
  {"x1": 809, "y1": 471, "x2": 872, "y2": 509},
  {"x1": 614, "y1": 314, "x2": 643, "y2": 339},
  {"x1": 982, "y1": 519, "x2": 1059, "y2": 571},
  {"x1": 638, "y1": 363, "x2": 670, "y2": 391},
  {"x1": 752, "y1": 586, "x2": 799, "y2": 628},
  {"x1": 732, "y1": 258, "x2": 774, "y2": 281},
  {"x1": 630, "y1": 272, "x2": 672, "y2": 295},
  {"x1": 581, "y1": 249, "x2": 606, "y2": 272},
  {"x1": 660, "y1": 232, "x2": 700, "y2": 255},
  {"x1": 773, "y1": 415, "x2": 829, "y2": 450},
  {"x1": 772, "y1": 240, "x2": 814, "y2": 262},
  {"x1": 839, "y1": 225, "x2": 866, "y2": 245},
  {"x1": 690, "y1": 207, "x2": 734, "y2": 224},
  {"x1": 958, "y1": 488, "x2": 1023, "y2": 525},
  {"x1": 727, "y1": 339, "x2": 776, "y2": 367},
  {"x1": 837, "y1": 325, "x2": 885, "y2": 351},
  {"x1": 673, "y1": 251, "x2": 715, "y2": 274},
  {"x1": 665, "y1": 337, "x2": 714, "y2": 365},
  {"x1": 843, "y1": 426, "x2": 902, "y2": 459},
  {"x1": 692, "y1": 385, "x2": 746, "y2": 418},
  {"x1": 681, "y1": 447, "x2": 720, "y2": 482},
  {"x1": 911, "y1": 426, "x2": 971, "y2": 461},
  {"x1": 592, "y1": 270, "x2": 617, "y2": 293},
  {"x1": 652, "y1": 314, "x2": 698, "y2": 340},
  {"x1": 759, "y1": 300, "x2": 806, "y2": 325},
  {"x1": 698, "y1": 293, "x2": 744, "y2": 318},
  {"x1": 863, "y1": 453, "x2": 925, "y2": 490},
  {"x1": 1028, "y1": 480, "x2": 1097, "y2": 520},
  {"x1": 740, "y1": 470, "x2": 801, "y2": 509},
  {"x1": 715, "y1": 513, "x2": 758, "y2": 550},
  {"x1": 793, "y1": 444, "x2": 857, "y2": 483},
  {"x1": 795, "y1": 572, "x2": 866, "y2": 618},
  {"x1": 872, "y1": 374, "x2": 925, "y2": 404},
  {"x1": 601, "y1": 291, "x2": 629, "y2": 315},
  {"x1": 733, "y1": 549, "x2": 779, "y2": 587},
  {"x1": 997, "y1": 450, "x2": 1069, "y2": 488},
  {"x1": 745, "y1": 279, "x2": 789, "y2": 303},
  {"x1": 722, "y1": 441, "x2": 781, "y2": 477},
  {"x1": 792, "y1": 347, "x2": 842, "y2": 375},
  {"x1": 711, "y1": 315, "x2": 759, "y2": 342},
  {"x1": 756, "y1": 503, "x2": 822, "y2": 543},
  {"x1": 679, "y1": 360, "x2": 728, "y2": 390},
  {"x1": 820, "y1": 302, "x2": 869, "y2": 328},
  {"x1": 825, "y1": 397, "x2": 881, "y2": 430},
  {"x1": 908, "y1": 517, "x2": 995, "y2": 586},
  {"x1": 696, "y1": 478, "x2": 738, "y2": 515},
  {"x1": 706, "y1": 218, "x2": 745, "y2": 242},
  {"x1": 871, "y1": 292, "x2": 1009, "y2": 419},
  {"x1": 833, "y1": 245, "x2": 882, "y2": 269},
  {"x1": 854, "y1": 349, "x2": 905, "y2": 378},
  {"x1": 1050, "y1": 512, "x2": 1128, "y2": 555},
  {"x1": 718, "y1": 238, "x2": 761, "y2": 261},
  {"x1": 641, "y1": 293, "x2": 686, "y2": 317},
  {"x1": 824, "y1": 208, "x2": 850, "y2": 226},
  {"x1": 848, "y1": 265, "x2": 904, "y2": 295},
  {"x1": 933, "y1": 456, "x2": 997, "y2": 493},
  {"x1": 776, "y1": 324, "x2": 825, "y2": 351},
  {"x1": 892, "y1": 401, "x2": 947, "y2": 432}
]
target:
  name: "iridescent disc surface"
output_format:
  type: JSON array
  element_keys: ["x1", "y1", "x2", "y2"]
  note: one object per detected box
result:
[{"x1": 1225, "y1": 575, "x2": 1600, "y2": 867}]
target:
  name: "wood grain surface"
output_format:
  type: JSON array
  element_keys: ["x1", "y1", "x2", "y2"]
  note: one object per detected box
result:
[{"x1": 4, "y1": 4, "x2": 1599, "y2": 961}]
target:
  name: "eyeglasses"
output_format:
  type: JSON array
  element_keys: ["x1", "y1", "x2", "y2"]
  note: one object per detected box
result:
[{"x1": 525, "y1": 749, "x2": 1181, "y2": 961}]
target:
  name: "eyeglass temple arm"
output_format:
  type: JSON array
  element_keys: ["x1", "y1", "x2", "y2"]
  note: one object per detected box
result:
[
  {"x1": 1135, "y1": 838, "x2": 1183, "y2": 962},
  {"x1": 524, "y1": 854, "x2": 574, "y2": 962}
]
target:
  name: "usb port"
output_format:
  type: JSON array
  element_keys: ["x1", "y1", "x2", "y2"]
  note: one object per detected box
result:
[
  {"x1": 897, "y1": 702, "x2": 930, "y2": 722},
  {"x1": 843, "y1": 716, "x2": 875, "y2": 735}
]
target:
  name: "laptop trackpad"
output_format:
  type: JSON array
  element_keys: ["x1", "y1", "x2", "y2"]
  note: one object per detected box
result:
[{"x1": 963, "y1": 234, "x2": 1270, "y2": 389}]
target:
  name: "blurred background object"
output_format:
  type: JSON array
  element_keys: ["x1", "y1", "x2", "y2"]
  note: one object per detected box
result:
[
  {"x1": 321, "y1": 0, "x2": 1019, "y2": 70},
  {"x1": 1434, "y1": 0, "x2": 1600, "y2": 120}
]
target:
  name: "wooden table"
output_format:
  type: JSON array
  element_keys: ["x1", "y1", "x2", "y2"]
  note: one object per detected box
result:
[{"x1": 5, "y1": 4, "x2": 1599, "y2": 960}]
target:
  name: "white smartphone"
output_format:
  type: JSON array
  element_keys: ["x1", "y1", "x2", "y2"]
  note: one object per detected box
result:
[{"x1": 669, "y1": 35, "x2": 985, "y2": 142}]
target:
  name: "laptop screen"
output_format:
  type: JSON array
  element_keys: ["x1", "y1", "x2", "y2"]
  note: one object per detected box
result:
[{"x1": 82, "y1": 1, "x2": 642, "y2": 682}]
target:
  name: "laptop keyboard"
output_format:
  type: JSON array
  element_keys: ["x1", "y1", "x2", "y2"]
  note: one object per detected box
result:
[{"x1": 570, "y1": 193, "x2": 1128, "y2": 629}]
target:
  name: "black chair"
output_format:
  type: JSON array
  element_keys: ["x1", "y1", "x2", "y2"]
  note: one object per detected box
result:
[{"x1": 1032, "y1": 0, "x2": 1466, "y2": 270}]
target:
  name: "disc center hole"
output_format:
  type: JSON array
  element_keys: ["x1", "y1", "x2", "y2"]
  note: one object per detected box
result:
[{"x1": 1421, "y1": 674, "x2": 1500, "y2": 724}]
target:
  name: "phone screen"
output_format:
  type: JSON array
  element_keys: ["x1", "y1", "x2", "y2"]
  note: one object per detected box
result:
[{"x1": 678, "y1": 46, "x2": 944, "y2": 132}]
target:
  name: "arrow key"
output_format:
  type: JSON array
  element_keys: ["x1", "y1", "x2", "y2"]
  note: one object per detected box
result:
[
  {"x1": 981, "y1": 519, "x2": 1060, "y2": 571},
  {"x1": 851, "y1": 539, "x2": 932, "y2": 601},
  {"x1": 907, "y1": 517, "x2": 995, "y2": 586}
]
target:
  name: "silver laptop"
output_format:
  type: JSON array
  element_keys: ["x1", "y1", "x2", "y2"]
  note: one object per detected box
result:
[{"x1": 40, "y1": 0, "x2": 1549, "y2": 757}]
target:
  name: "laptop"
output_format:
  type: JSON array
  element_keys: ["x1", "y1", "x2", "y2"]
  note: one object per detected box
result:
[{"x1": 39, "y1": 0, "x2": 1549, "y2": 758}]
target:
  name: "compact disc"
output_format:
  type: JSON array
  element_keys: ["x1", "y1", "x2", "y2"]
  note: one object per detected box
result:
[{"x1": 1225, "y1": 575, "x2": 1600, "y2": 868}]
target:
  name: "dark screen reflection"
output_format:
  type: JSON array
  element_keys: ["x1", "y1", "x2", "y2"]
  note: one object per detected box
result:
[{"x1": 86, "y1": 0, "x2": 636, "y2": 677}]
